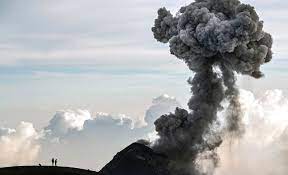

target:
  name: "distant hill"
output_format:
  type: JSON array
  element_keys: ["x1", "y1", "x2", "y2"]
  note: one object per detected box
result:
[
  {"x1": 0, "y1": 143, "x2": 171, "y2": 175},
  {"x1": 0, "y1": 166, "x2": 98, "y2": 175}
]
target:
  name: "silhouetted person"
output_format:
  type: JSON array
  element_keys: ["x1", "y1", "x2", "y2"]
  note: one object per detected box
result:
[
  {"x1": 52, "y1": 158, "x2": 55, "y2": 166},
  {"x1": 55, "y1": 159, "x2": 58, "y2": 166}
]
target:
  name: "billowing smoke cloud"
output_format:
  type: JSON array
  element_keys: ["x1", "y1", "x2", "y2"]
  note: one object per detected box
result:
[
  {"x1": 145, "y1": 94, "x2": 181, "y2": 126},
  {"x1": 216, "y1": 89, "x2": 288, "y2": 175},
  {"x1": 145, "y1": 94, "x2": 182, "y2": 142},
  {"x1": 0, "y1": 122, "x2": 41, "y2": 166},
  {"x1": 152, "y1": 0, "x2": 273, "y2": 174}
]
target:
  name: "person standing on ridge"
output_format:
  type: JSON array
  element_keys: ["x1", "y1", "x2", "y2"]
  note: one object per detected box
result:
[
  {"x1": 52, "y1": 158, "x2": 54, "y2": 166},
  {"x1": 55, "y1": 159, "x2": 58, "y2": 166}
]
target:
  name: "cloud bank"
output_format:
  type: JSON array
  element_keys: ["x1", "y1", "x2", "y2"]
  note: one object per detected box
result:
[
  {"x1": 45, "y1": 109, "x2": 92, "y2": 138},
  {"x1": 2, "y1": 91, "x2": 288, "y2": 173},
  {"x1": 0, "y1": 122, "x2": 40, "y2": 166},
  {"x1": 36, "y1": 94, "x2": 180, "y2": 169},
  {"x1": 216, "y1": 89, "x2": 288, "y2": 175}
]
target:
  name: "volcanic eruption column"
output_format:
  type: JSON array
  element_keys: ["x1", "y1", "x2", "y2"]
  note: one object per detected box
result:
[{"x1": 151, "y1": 0, "x2": 273, "y2": 174}]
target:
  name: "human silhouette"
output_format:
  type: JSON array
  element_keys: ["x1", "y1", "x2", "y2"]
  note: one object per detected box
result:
[
  {"x1": 55, "y1": 159, "x2": 58, "y2": 166},
  {"x1": 52, "y1": 158, "x2": 55, "y2": 166}
]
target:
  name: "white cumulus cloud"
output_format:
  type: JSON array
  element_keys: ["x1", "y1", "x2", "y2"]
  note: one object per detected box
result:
[
  {"x1": 37, "y1": 94, "x2": 181, "y2": 169},
  {"x1": 44, "y1": 109, "x2": 92, "y2": 137},
  {"x1": 145, "y1": 94, "x2": 181, "y2": 126},
  {"x1": 0, "y1": 122, "x2": 41, "y2": 166},
  {"x1": 216, "y1": 89, "x2": 288, "y2": 175}
]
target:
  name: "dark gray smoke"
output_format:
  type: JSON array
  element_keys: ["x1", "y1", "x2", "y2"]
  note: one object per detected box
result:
[{"x1": 151, "y1": 0, "x2": 273, "y2": 174}]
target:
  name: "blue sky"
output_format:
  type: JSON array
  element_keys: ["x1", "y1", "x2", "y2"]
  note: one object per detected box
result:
[{"x1": 0, "y1": 0, "x2": 288, "y2": 128}]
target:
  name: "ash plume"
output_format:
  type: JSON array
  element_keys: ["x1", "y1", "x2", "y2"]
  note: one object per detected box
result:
[{"x1": 151, "y1": 0, "x2": 273, "y2": 174}]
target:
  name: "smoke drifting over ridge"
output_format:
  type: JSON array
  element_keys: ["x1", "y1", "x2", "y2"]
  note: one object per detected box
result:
[{"x1": 152, "y1": 0, "x2": 273, "y2": 174}]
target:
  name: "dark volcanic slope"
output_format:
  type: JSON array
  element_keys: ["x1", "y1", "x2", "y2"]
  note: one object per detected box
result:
[
  {"x1": 0, "y1": 166, "x2": 98, "y2": 175},
  {"x1": 100, "y1": 143, "x2": 171, "y2": 175},
  {"x1": 1, "y1": 143, "x2": 170, "y2": 175}
]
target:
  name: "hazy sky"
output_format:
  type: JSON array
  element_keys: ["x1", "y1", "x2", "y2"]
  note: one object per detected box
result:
[
  {"x1": 0, "y1": 0, "x2": 288, "y2": 170},
  {"x1": 0, "y1": 0, "x2": 192, "y2": 128},
  {"x1": 1, "y1": 0, "x2": 287, "y2": 128}
]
